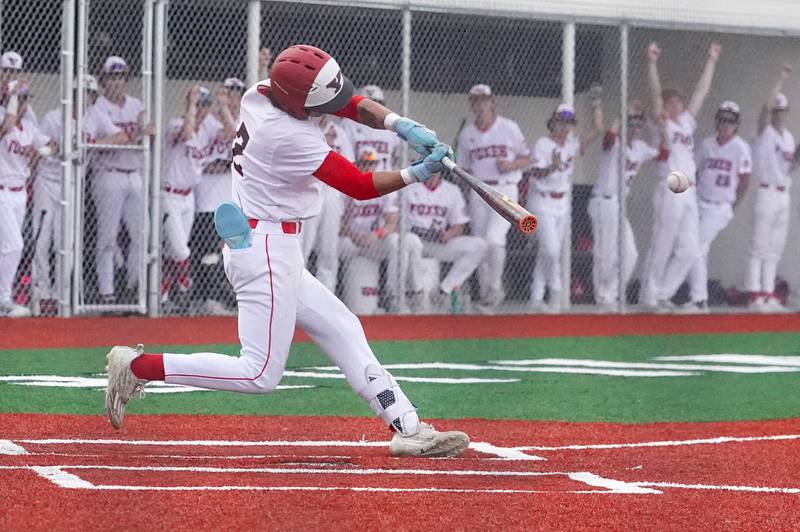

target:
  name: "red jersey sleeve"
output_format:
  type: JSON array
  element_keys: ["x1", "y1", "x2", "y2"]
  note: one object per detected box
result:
[
  {"x1": 332, "y1": 95, "x2": 366, "y2": 122},
  {"x1": 312, "y1": 150, "x2": 380, "y2": 200}
]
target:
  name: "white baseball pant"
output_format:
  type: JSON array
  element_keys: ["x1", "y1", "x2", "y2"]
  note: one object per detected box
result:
[
  {"x1": 528, "y1": 191, "x2": 569, "y2": 302},
  {"x1": 338, "y1": 233, "x2": 400, "y2": 297},
  {"x1": 161, "y1": 188, "x2": 195, "y2": 262},
  {"x1": 162, "y1": 224, "x2": 420, "y2": 434},
  {"x1": 92, "y1": 169, "x2": 143, "y2": 297},
  {"x1": 0, "y1": 186, "x2": 26, "y2": 304},
  {"x1": 469, "y1": 184, "x2": 516, "y2": 296},
  {"x1": 31, "y1": 176, "x2": 62, "y2": 300},
  {"x1": 587, "y1": 195, "x2": 637, "y2": 305},
  {"x1": 641, "y1": 184, "x2": 700, "y2": 306},
  {"x1": 404, "y1": 232, "x2": 488, "y2": 294},
  {"x1": 301, "y1": 187, "x2": 345, "y2": 292},
  {"x1": 746, "y1": 185, "x2": 790, "y2": 294},
  {"x1": 688, "y1": 199, "x2": 734, "y2": 302}
]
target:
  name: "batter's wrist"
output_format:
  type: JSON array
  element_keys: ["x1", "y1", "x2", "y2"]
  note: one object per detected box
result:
[
  {"x1": 384, "y1": 112, "x2": 401, "y2": 131},
  {"x1": 400, "y1": 167, "x2": 416, "y2": 185}
]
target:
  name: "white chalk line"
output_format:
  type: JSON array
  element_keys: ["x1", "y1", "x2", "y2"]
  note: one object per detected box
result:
[
  {"x1": 635, "y1": 481, "x2": 800, "y2": 495},
  {"x1": 0, "y1": 439, "x2": 27, "y2": 455},
  {"x1": 514, "y1": 433, "x2": 800, "y2": 452},
  {"x1": 307, "y1": 363, "x2": 697, "y2": 378},
  {"x1": 491, "y1": 358, "x2": 800, "y2": 374}
]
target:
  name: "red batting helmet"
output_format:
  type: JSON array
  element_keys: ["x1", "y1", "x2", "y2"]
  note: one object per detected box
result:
[{"x1": 266, "y1": 44, "x2": 353, "y2": 120}]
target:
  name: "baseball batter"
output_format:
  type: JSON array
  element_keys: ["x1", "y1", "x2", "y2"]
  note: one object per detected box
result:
[
  {"x1": 32, "y1": 76, "x2": 128, "y2": 315},
  {"x1": 0, "y1": 81, "x2": 55, "y2": 317},
  {"x1": 301, "y1": 114, "x2": 354, "y2": 292},
  {"x1": 106, "y1": 44, "x2": 469, "y2": 457},
  {"x1": 403, "y1": 173, "x2": 487, "y2": 312},
  {"x1": 746, "y1": 65, "x2": 797, "y2": 312},
  {"x1": 528, "y1": 103, "x2": 582, "y2": 312},
  {"x1": 686, "y1": 101, "x2": 752, "y2": 312},
  {"x1": 456, "y1": 84, "x2": 530, "y2": 310},
  {"x1": 641, "y1": 41, "x2": 721, "y2": 311},
  {"x1": 91, "y1": 56, "x2": 153, "y2": 303},
  {"x1": 588, "y1": 101, "x2": 659, "y2": 310},
  {"x1": 160, "y1": 85, "x2": 217, "y2": 311}
]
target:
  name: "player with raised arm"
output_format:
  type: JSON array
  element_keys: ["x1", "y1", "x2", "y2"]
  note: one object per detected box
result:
[
  {"x1": 104, "y1": 45, "x2": 469, "y2": 458},
  {"x1": 0, "y1": 81, "x2": 56, "y2": 317},
  {"x1": 31, "y1": 76, "x2": 129, "y2": 315},
  {"x1": 0, "y1": 51, "x2": 37, "y2": 123},
  {"x1": 685, "y1": 101, "x2": 752, "y2": 313},
  {"x1": 588, "y1": 99, "x2": 659, "y2": 311},
  {"x1": 402, "y1": 172, "x2": 487, "y2": 313},
  {"x1": 746, "y1": 64, "x2": 796, "y2": 312},
  {"x1": 641, "y1": 41, "x2": 721, "y2": 312},
  {"x1": 456, "y1": 84, "x2": 531, "y2": 311}
]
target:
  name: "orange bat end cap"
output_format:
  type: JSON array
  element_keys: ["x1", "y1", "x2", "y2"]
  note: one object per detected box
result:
[{"x1": 518, "y1": 215, "x2": 538, "y2": 235}]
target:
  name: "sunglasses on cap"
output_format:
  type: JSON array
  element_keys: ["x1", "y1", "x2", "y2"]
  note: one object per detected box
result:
[
  {"x1": 553, "y1": 110, "x2": 576, "y2": 123},
  {"x1": 716, "y1": 112, "x2": 739, "y2": 124}
]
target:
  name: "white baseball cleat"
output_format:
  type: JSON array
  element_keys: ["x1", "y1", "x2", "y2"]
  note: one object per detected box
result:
[
  {"x1": 104, "y1": 344, "x2": 147, "y2": 429},
  {"x1": 0, "y1": 301, "x2": 31, "y2": 318},
  {"x1": 389, "y1": 422, "x2": 470, "y2": 458}
]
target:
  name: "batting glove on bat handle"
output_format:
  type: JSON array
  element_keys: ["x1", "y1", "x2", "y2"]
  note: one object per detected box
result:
[
  {"x1": 402, "y1": 142, "x2": 452, "y2": 184},
  {"x1": 393, "y1": 117, "x2": 440, "y2": 157}
]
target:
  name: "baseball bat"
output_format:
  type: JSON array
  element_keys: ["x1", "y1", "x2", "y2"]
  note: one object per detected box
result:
[{"x1": 442, "y1": 156, "x2": 538, "y2": 235}]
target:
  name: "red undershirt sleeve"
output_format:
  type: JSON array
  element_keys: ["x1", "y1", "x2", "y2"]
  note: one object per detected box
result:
[
  {"x1": 312, "y1": 150, "x2": 380, "y2": 200},
  {"x1": 332, "y1": 95, "x2": 366, "y2": 122}
]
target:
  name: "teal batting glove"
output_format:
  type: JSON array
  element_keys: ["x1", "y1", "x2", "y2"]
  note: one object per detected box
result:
[
  {"x1": 394, "y1": 117, "x2": 440, "y2": 157},
  {"x1": 405, "y1": 143, "x2": 452, "y2": 183}
]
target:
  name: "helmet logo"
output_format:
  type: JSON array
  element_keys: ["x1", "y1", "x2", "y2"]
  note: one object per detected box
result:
[{"x1": 326, "y1": 71, "x2": 342, "y2": 93}]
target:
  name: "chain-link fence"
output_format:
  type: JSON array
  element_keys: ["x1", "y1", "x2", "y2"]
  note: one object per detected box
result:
[{"x1": 3, "y1": 0, "x2": 800, "y2": 318}]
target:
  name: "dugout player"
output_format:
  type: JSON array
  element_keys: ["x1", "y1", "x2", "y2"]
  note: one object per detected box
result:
[
  {"x1": 402, "y1": 172, "x2": 487, "y2": 313},
  {"x1": 640, "y1": 41, "x2": 721, "y2": 312},
  {"x1": 338, "y1": 85, "x2": 401, "y2": 172},
  {"x1": 685, "y1": 101, "x2": 752, "y2": 313},
  {"x1": 0, "y1": 81, "x2": 56, "y2": 317},
  {"x1": 105, "y1": 44, "x2": 469, "y2": 458},
  {"x1": 0, "y1": 51, "x2": 37, "y2": 123},
  {"x1": 92, "y1": 56, "x2": 154, "y2": 304},
  {"x1": 456, "y1": 84, "x2": 531, "y2": 311},
  {"x1": 588, "y1": 100, "x2": 659, "y2": 311},
  {"x1": 160, "y1": 85, "x2": 217, "y2": 313},
  {"x1": 746, "y1": 64, "x2": 797, "y2": 312}
]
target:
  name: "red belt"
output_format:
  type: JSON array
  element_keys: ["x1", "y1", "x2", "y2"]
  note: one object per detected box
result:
[
  {"x1": 163, "y1": 186, "x2": 192, "y2": 196},
  {"x1": 540, "y1": 191, "x2": 565, "y2": 199},
  {"x1": 760, "y1": 183, "x2": 787, "y2": 192},
  {"x1": 0, "y1": 185, "x2": 24, "y2": 192},
  {"x1": 248, "y1": 218, "x2": 303, "y2": 234}
]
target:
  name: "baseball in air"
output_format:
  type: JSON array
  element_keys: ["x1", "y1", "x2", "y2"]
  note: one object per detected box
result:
[{"x1": 666, "y1": 170, "x2": 690, "y2": 193}]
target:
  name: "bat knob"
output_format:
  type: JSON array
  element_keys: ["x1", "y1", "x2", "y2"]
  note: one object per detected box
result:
[{"x1": 518, "y1": 215, "x2": 538, "y2": 235}]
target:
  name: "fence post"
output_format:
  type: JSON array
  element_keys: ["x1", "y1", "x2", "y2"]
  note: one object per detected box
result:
[
  {"x1": 148, "y1": 0, "x2": 166, "y2": 317},
  {"x1": 561, "y1": 21, "x2": 575, "y2": 312},
  {"x1": 247, "y1": 0, "x2": 261, "y2": 86},
  {"x1": 396, "y1": 6, "x2": 412, "y2": 313},
  {"x1": 618, "y1": 23, "x2": 629, "y2": 313},
  {"x1": 59, "y1": 0, "x2": 76, "y2": 318}
]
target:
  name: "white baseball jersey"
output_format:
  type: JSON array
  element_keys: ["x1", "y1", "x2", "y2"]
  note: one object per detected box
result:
[
  {"x1": 752, "y1": 125, "x2": 795, "y2": 187},
  {"x1": 530, "y1": 134, "x2": 581, "y2": 193},
  {"x1": 0, "y1": 117, "x2": 50, "y2": 185},
  {"x1": 195, "y1": 114, "x2": 231, "y2": 212},
  {"x1": 456, "y1": 116, "x2": 530, "y2": 185},
  {"x1": 344, "y1": 195, "x2": 398, "y2": 234},
  {"x1": 232, "y1": 82, "x2": 330, "y2": 221},
  {"x1": 91, "y1": 94, "x2": 143, "y2": 171},
  {"x1": 162, "y1": 116, "x2": 219, "y2": 189},
  {"x1": 696, "y1": 135, "x2": 752, "y2": 203},
  {"x1": 339, "y1": 119, "x2": 399, "y2": 170},
  {"x1": 37, "y1": 107, "x2": 121, "y2": 181},
  {"x1": 405, "y1": 180, "x2": 469, "y2": 231},
  {"x1": 659, "y1": 110, "x2": 697, "y2": 180},
  {"x1": 594, "y1": 134, "x2": 658, "y2": 197}
]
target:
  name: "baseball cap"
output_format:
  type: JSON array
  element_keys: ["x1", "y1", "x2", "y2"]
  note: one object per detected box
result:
[
  {"x1": 554, "y1": 103, "x2": 576, "y2": 122},
  {"x1": 103, "y1": 56, "x2": 128, "y2": 74},
  {"x1": 76, "y1": 75, "x2": 99, "y2": 92},
  {"x1": 359, "y1": 85, "x2": 385, "y2": 103},
  {"x1": 718, "y1": 100, "x2": 740, "y2": 114},
  {"x1": 223, "y1": 77, "x2": 245, "y2": 90},
  {"x1": 774, "y1": 93, "x2": 789, "y2": 110},
  {"x1": 198, "y1": 86, "x2": 211, "y2": 104},
  {"x1": 359, "y1": 146, "x2": 379, "y2": 163},
  {"x1": 1, "y1": 51, "x2": 23, "y2": 70},
  {"x1": 469, "y1": 84, "x2": 492, "y2": 97}
]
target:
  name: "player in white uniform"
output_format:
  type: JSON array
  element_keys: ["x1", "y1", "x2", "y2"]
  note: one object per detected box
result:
[
  {"x1": 686, "y1": 101, "x2": 752, "y2": 312},
  {"x1": 339, "y1": 85, "x2": 401, "y2": 172},
  {"x1": 105, "y1": 45, "x2": 469, "y2": 458},
  {"x1": 0, "y1": 51, "x2": 37, "y2": 124},
  {"x1": 403, "y1": 173, "x2": 487, "y2": 313},
  {"x1": 588, "y1": 101, "x2": 659, "y2": 311},
  {"x1": 339, "y1": 147, "x2": 402, "y2": 309},
  {"x1": 301, "y1": 114, "x2": 354, "y2": 292},
  {"x1": 456, "y1": 84, "x2": 531, "y2": 310},
  {"x1": 641, "y1": 41, "x2": 721, "y2": 311},
  {"x1": 31, "y1": 76, "x2": 128, "y2": 315},
  {"x1": 91, "y1": 56, "x2": 153, "y2": 303},
  {"x1": 527, "y1": 104, "x2": 584, "y2": 312},
  {"x1": 160, "y1": 85, "x2": 217, "y2": 312},
  {"x1": 191, "y1": 78, "x2": 241, "y2": 315},
  {"x1": 0, "y1": 82, "x2": 55, "y2": 317},
  {"x1": 746, "y1": 65, "x2": 797, "y2": 312}
]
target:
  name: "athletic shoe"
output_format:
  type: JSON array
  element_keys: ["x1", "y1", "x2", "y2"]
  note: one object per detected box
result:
[
  {"x1": 0, "y1": 301, "x2": 31, "y2": 318},
  {"x1": 389, "y1": 422, "x2": 470, "y2": 458},
  {"x1": 105, "y1": 344, "x2": 147, "y2": 429},
  {"x1": 202, "y1": 299, "x2": 236, "y2": 316},
  {"x1": 679, "y1": 300, "x2": 709, "y2": 314},
  {"x1": 655, "y1": 299, "x2": 677, "y2": 314},
  {"x1": 478, "y1": 288, "x2": 505, "y2": 310},
  {"x1": 748, "y1": 296, "x2": 767, "y2": 313},
  {"x1": 764, "y1": 296, "x2": 788, "y2": 313}
]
